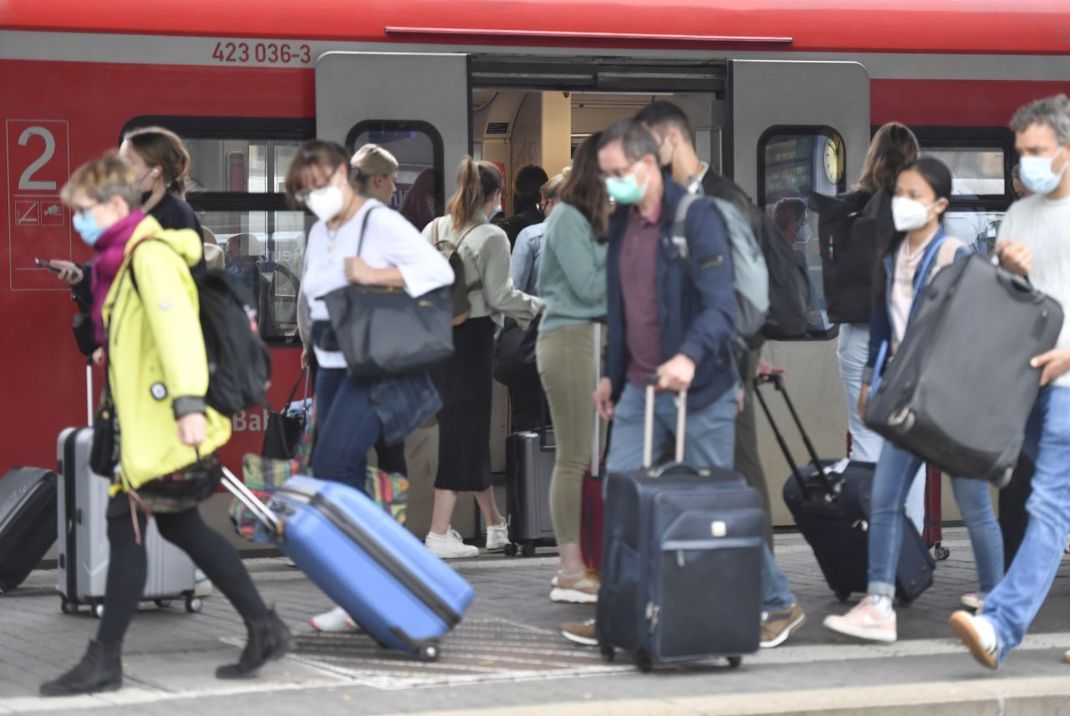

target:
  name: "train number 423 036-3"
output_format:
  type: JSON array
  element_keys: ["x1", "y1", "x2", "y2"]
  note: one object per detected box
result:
[{"x1": 211, "y1": 41, "x2": 312, "y2": 65}]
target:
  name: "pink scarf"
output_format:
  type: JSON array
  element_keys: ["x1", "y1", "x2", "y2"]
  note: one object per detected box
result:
[{"x1": 90, "y1": 211, "x2": 145, "y2": 347}]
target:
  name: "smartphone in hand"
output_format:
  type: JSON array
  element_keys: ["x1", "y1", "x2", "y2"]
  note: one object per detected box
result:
[{"x1": 34, "y1": 258, "x2": 62, "y2": 273}]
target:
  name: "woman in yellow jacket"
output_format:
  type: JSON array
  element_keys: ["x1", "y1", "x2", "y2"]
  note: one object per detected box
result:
[{"x1": 40, "y1": 156, "x2": 290, "y2": 697}]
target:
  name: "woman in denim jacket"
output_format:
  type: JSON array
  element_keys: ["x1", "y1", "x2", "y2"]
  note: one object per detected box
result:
[{"x1": 824, "y1": 157, "x2": 1004, "y2": 643}]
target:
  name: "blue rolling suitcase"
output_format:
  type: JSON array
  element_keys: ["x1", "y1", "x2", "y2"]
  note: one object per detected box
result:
[
  {"x1": 224, "y1": 471, "x2": 474, "y2": 661},
  {"x1": 596, "y1": 383, "x2": 765, "y2": 672}
]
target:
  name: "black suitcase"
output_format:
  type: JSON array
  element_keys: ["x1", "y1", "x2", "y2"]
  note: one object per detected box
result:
[
  {"x1": 0, "y1": 467, "x2": 58, "y2": 594},
  {"x1": 754, "y1": 374, "x2": 934, "y2": 603},
  {"x1": 504, "y1": 427, "x2": 556, "y2": 556},
  {"x1": 864, "y1": 254, "x2": 1063, "y2": 487},
  {"x1": 596, "y1": 382, "x2": 764, "y2": 672}
]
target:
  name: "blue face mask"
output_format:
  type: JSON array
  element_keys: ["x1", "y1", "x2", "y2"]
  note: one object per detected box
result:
[
  {"x1": 605, "y1": 171, "x2": 647, "y2": 205},
  {"x1": 1019, "y1": 151, "x2": 1068, "y2": 196},
  {"x1": 73, "y1": 211, "x2": 104, "y2": 247}
]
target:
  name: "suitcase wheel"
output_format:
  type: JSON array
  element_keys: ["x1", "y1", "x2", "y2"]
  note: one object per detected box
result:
[
  {"x1": 185, "y1": 597, "x2": 203, "y2": 614},
  {"x1": 933, "y1": 544, "x2": 951, "y2": 561},
  {"x1": 417, "y1": 643, "x2": 440, "y2": 662},
  {"x1": 599, "y1": 644, "x2": 615, "y2": 662},
  {"x1": 59, "y1": 598, "x2": 76, "y2": 615},
  {"x1": 635, "y1": 649, "x2": 653, "y2": 673},
  {"x1": 727, "y1": 656, "x2": 742, "y2": 669},
  {"x1": 521, "y1": 543, "x2": 537, "y2": 558},
  {"x1": 834, "y1": 590, "x2": 851, "y2": 603},
  {"x1": 154, "y1": 599, "x2": 173, "y2": 609},
  {"x1": 503, "y1": 543, "x2": 518, "y2": 557},
  {"x1": 92, "y1": 604, "x2": 105, "y2": 619}
]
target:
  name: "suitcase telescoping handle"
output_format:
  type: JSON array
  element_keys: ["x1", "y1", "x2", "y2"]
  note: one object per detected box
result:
[
  {"x1": 753, "y1": 373, "x2": 840, "y2": 501},
  {"x1": 642, "y1": 375, "x2": 686, "y2": 470},
  {"x1": 85, "y1": 361, "x2": 94, "y2": 426},
  {"x1": 220, "y1": 466, "x2": 284, "y2": 537},
  {"x1": 591, "y1": 321, "x2": 602, "y2": 478}
]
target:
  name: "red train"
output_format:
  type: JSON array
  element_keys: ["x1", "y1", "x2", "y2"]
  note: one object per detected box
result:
[{"x1": 2, "y1": 0, "x2": 1067, "y2": 526}]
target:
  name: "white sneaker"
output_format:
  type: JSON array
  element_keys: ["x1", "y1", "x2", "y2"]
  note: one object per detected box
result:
[
  {"x1": 823, "y1": 596, "x2": 897, "y2": 643},
  {"x1": 425, "y1": 527, "x2": 479, "y2": 559},
  {"x1": 960, "y1": 592, "x2": 983, "y2": 611},
  {"x1": 485, "y1": 522, "x2": 509, "y2": 551},
  {"x1": 949, "y1": 610, "x2": 998, "y2": 669},
  {"x1": 309, "y1": 606, "x2": 359, "y2": 633},
  {"x1": 194, "y1": 569, "x2": 213, "y2": 597}
]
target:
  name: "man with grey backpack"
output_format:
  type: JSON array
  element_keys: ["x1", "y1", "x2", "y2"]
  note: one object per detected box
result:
[{"x1": 560, "y1": 119, "x2": 805, "y2": 650}]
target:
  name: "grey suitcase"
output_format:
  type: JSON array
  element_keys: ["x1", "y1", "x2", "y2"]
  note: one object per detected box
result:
[
  {"x1": 504, "y1": 427, "x2": 556, "y2": 556},
  {"x1": 56, "y1": 369, "x2": 200, "y2": 616}
]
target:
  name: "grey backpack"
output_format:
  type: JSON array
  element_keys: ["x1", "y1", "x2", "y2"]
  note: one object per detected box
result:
[{"x1": 673, "y1": 194, "x2": 769, "y2": 347}]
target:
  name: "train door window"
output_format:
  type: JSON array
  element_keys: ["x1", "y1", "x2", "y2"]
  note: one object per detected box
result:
[
  {"x1": 924, "y1": 145, "x2": 1010, "y2": 255},
  {"x1": 759, "y1": 127, "x2": 847, "y2": 337},
  {"x1": 121, "y1": 117, "x2": 315, "y2": 345},
  {"x1": 346, "y1": 121, "x2": 444, "y2": 233}
]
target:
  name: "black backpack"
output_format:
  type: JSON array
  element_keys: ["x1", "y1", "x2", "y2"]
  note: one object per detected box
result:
[
  {"x1": 700, "y1": 173, "x2": 810, "y2": 342},
  {"x1": 130, "y1": 237, "x2": 271, "y2": 416},
  {"x1": 810, "y1": 188, "x2": 892, "y2": 325}
]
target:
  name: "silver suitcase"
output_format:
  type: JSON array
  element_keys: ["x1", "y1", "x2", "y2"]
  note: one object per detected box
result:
[{"x1": 56, "y1": 418, "x2": 200, "y2": 617}]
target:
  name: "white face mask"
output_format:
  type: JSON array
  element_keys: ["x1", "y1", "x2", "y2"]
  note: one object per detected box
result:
[
  {"x1": 891, "y1": 196, "x2": 937, "y2": 232},
  {"x1": 306, "y1": 185, "x2": 344, "y2": 222}
]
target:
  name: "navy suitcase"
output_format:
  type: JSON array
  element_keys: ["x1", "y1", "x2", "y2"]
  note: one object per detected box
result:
[
  {"x1": 596, "y1": 383, "x2": 765, "y2": 672},
  {"x1": 0, "y1": 467, "x2": 58, "y2": 594},
  {"x1": 754, "y1": 374, "x2": 933, "y2": 602},
  {"x1": 224, "y1": 470, "x2": 474, "y2": 661}
]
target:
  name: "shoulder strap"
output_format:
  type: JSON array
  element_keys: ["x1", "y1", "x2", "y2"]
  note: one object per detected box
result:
[
  {"x1": 355, "y1": 205, "x2": 380, "y2": 258},
  {"x1": 671, "y1": 193, "x2": 704, "y2": 261}
]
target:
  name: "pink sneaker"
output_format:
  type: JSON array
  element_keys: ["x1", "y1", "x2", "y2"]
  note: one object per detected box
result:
[{"x1": 823, "y1": 596, "x2": 897, "y2": 643}]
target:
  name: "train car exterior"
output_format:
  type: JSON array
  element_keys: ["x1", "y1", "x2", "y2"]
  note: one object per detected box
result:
[{"x1": 2, "y1": 0, "x2": 1068, "y2": 531}]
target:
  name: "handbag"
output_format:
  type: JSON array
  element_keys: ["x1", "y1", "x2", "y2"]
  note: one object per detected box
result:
[
  {"x1": 89, "y1": 387, "x2": 118, "y2": 477},
  {"x1": 321, "y1": 207, "x2": 454, "y2": 378},
  {"x1": 493, "y1": 315, "x2": 541, "y2": 386},
  {"x1": 261, "y1": 367, "x2": 310, "y2": 459}
]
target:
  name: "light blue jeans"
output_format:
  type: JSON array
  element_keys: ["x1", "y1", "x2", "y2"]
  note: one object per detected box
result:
[
  {"x1": 982, "y1": 386, "x2": 1070, "y2": 662},
  {"x1": 867, "y1": 441, "x2": 1003, "y2": 599},
  {"x1": 607, "y1": 382, "x2": 796, "y2": 611},
  {"x1": 838, "y1": 323, "x2": 925, "y2": 532}
]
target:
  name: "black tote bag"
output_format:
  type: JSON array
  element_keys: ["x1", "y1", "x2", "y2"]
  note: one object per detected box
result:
[
  {"x1": 320, "y1": 207, "x2": 454, "y2": 378},
  {"x1": 261, "y1": 367, "x2": 309, "y2": 460}
]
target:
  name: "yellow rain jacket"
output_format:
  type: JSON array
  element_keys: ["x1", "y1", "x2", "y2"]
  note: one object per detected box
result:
[{"x1": 101, "y1": 216, "x2": 231, "y2": 492}]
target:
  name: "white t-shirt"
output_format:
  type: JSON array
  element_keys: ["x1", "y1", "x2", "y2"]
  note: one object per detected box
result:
[
  {"x1": 888, "y1": 231, "x2": 964, "y2": 347},
  {"x1": 998, "y1": 194, "x2": 1070, "y2": 388},
  {"x1": 301, "y1": 198, "x2": 454, "y2": 369}
]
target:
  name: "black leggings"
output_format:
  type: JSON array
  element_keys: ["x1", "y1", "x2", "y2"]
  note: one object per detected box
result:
[{"x1": 97, "y1": 506, "x2": 268, "y2": 647}]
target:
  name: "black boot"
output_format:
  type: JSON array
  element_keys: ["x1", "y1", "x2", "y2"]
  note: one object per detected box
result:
[
  {"x1": 40, "y1": 639, "x2": 123, "y2": 696},
  {"x1": 216, "y1": 609, "x2": 292, "y2": 679}
]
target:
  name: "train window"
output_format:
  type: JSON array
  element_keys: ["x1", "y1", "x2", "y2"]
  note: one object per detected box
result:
[
  {"x1": 759, "y1": 127, "x2": 847, "y2": 339},
  {"x1": 120, "y1": 117, "x2": 315, "y2": 345},
  {"x1": 345, "y1": 120, "x2": 445, "y2": 232}
]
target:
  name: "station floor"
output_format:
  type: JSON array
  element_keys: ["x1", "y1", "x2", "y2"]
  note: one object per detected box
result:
[{"x1": 1, "y1": 528, "x2": 1067, "y2": 716}]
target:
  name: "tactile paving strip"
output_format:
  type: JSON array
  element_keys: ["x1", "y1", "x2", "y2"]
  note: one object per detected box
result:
[{"x1": 291, "y1": 617, "x2": 629, "y2": 688}]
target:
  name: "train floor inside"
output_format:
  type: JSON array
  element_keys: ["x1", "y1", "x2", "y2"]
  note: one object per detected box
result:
[{"x1": 2, "y1": 527, "x2": 1068, "y2": 715}]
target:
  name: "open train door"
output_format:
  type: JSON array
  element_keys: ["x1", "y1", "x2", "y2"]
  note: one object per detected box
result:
[
  {"x1": 728, "y1": 60, "x2": 870, "y2": 527},
  {"x1": 315, "y1": 52, "x2": 470, "y2": 218}
]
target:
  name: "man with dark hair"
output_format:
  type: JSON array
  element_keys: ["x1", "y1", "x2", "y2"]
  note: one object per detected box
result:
[
  {"x1": 559, "y1": 118, "x2": 805, "y2": 649},
  {"x1": 636, "y1": 100, "x2": 780, "y2": 549},
  {"x1": 496, "y1": 164, "x2": 549, "y2": 247}
]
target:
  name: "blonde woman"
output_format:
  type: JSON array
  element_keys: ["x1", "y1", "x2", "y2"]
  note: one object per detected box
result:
[{"x1": 421, "y1": 158, "x2": 542, "y2": 558}]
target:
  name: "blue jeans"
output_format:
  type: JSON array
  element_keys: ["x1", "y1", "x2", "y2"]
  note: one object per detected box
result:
[
  {"x1": 607, "y1": 382, "x2": 796, "y2": 611},
  {"x1": 983, "y1": 386, "x2": 1070, "y2": 661},
  {"x1": 311, "y1": 368, "x2": 382, "y2": 493},
  {"x1": 837, "y1": 323, "x2": 884, "y2": 463},
  {"x1": 867, "y1": 441, "x2": 1003, "y2": 599}
]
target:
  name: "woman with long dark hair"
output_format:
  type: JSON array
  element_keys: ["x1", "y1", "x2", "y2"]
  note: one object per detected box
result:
[
  {"x1": 535, "y1": 134, "x2": 609, "y2": 603},
  {"x1": 823, "y1": 157, "x2": 1003, "y2": 643}
]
